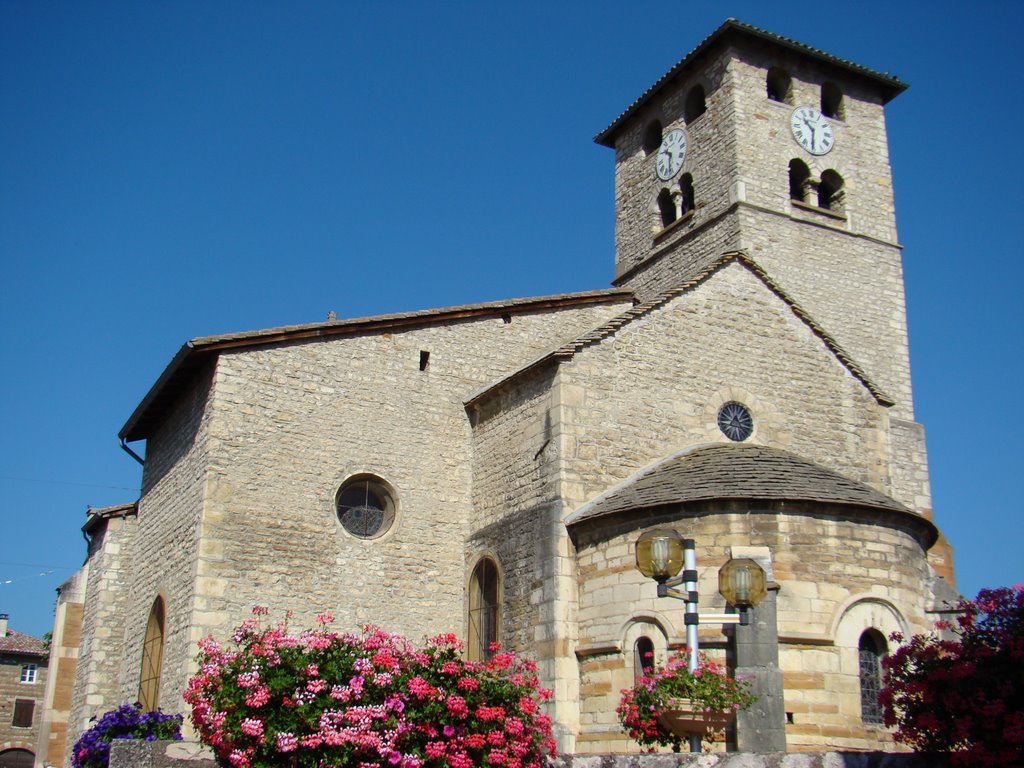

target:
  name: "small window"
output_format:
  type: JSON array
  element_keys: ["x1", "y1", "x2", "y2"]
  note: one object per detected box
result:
[
  {"x1": 138, "y1": 597, "x2": 165, "y2": 711},
  {"x1": 818, "y1": 169, "x2": 845, "y2": 212},
  {"x1": 718, "y1": 401, "x2": 753, "y2": 442},
  {"x1": 642, "y1": 120, "x2": 662, "y2": 155},
  {"x1": 657, "y1": 188, "x2": 677, "y2": 228},
  {"x1": 789, "y1": 159, "x2": 811, "y2": 203},
  {"x1": 684, "y1": 85, "x2": 707, "y2": 123},
  {"x1": 633, "y1": 636, "x2": 655, "y2": 681},
  {"x1": 821, "y1": 81, "x2": 844, "y2": 120},
  {"x1": 679, "y1": 174, "x2": 695, "y2": 216},
  {"x1": 336, "y1": 474, "x2": 397, "y2": 539},
  {"x1": 19, "y1": 664, "x2": 36, "y2": 684},
  {"x1": 12, "y1": 699, "x2": 34, "y2": 728},
  {"x1": 468, "y1": 558, "x2": 499, "y2": 662},
  {"x1": 767, "y1": 67, "x2": 792, "y2": 104},
  {"x1": 859, "y1": 629, "x2": 887, "y2": 724}
]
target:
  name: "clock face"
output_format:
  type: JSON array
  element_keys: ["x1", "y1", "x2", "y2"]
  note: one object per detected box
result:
[
  {"x1": 790, "y1": 106, "x2": 835, "y2": 156},
  {"x1": 655, "y1": 128, "x2": 688, "y2": 180}
]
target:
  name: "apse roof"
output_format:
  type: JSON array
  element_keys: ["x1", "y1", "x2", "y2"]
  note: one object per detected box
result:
[
  {"x1": 595, "y1": 18, "x2": 908, "y2": 147},
  {"x1": 566, "y1": 443, "x2": 923, "y2": 528}
]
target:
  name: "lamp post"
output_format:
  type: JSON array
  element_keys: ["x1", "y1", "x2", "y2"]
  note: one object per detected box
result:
[{"x1": 635, "y1": 529, "x2": 767, "y2": 753}]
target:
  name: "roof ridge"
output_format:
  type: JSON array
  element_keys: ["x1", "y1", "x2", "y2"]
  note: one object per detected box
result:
[
  {"x1": 467, "y1": 250, "x2": 892, "y2": 409},
  {"x1": 595, "y1": 19, "x2": 906, "y2": 147}
]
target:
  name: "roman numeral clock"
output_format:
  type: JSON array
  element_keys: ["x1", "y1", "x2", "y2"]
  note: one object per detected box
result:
[{"x1": 791, "y1": 106, "x2": 835, "y2": 155}]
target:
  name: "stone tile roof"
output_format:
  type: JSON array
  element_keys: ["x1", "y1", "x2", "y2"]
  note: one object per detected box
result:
[
  {"x1": 466, "y1": 251, "x2": 892, "y2": 409},
  {"x1": 595, "y1": 18, "x2": 908, "y2": 147},
  {"x1": 0, "y1": 628, "x2": 47, "y2": 657},
  {"x1": 83, "y1": 502, "x2": 138, "y2": 535},
  {"x1": 566, "y1": 443, "x2": 913, "y2": 526},
  {"x1": 119, "y1": 288, "x2": 633, "y2": 443}
]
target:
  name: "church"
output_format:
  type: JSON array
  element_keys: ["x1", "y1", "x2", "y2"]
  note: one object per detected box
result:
[{"x1": 40, "y1": 19, "x2": 957, "y2": 763}]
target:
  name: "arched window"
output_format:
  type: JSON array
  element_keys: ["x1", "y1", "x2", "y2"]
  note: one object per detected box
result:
[
  {"x1": 468, "y1": 558, "x2": 499, "y2": 662},
  {"x1": 138, "y1": 597, "x2": 165, "y2": 710},
  {"x1": 818, "y1": 169, "x2": 845, "y2": 212},
  {"x1": 679, "y1": 173, "x2": 695, "y2": 216},
  {"x1": 657, "y1": 188, "x2": 677, "y2": 227},
  {"x1": 633, "y1": 636, "x2": 656, "y2": 681},
  {"x1": 821, "y1": 81, "x2": 844, "y2": 120},
  {"x1": 684, "y1": 85, "x2": 707, "y2": 123},
  {"x1": 642, "y1": 120, "x2": 662, "y2": 155},
  {"x1": 789, "y1": 159, "x2": 811, "y2": 203},
  {"x1": 767, "y1": 67, "x2": 792, "y2": 104},
  {"x1": 859, "y1": 629, "x2": 887, "y2": 724}
]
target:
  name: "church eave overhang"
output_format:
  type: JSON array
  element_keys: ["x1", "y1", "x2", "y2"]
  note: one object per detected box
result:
[
  {"x1": 594, "y1": 18, "x2": 908, "y2": 148},
  {"x1": 566, "y1": 496, "x2": 939, "y2": 551}
]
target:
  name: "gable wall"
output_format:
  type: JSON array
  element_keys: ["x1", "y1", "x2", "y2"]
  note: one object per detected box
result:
[{"x1": 560, "y1": 261, "x2": 890, "y2": 514}]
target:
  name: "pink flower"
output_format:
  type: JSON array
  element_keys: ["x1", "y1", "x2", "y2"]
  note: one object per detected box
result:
[
  {"x1": 276, "y1": 732, "x2": 297, "y2": 752},
  {"x1": 239, "y1": 718, "x2": 264, "y2": 739},
  {"x1": 316, "y1": 611, "x2": 335, "y2": 624}
]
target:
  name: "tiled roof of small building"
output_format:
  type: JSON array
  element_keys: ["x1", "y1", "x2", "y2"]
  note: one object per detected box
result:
[
  {"x1": 0, "y1": 628, "x2": 47, "y2": 657},
  {"x1": 595, "y1": 18, "x2": 908, "y2": 147},
  {"x1": 567, "y1": 443, "x2": 916, "y2": 526}
]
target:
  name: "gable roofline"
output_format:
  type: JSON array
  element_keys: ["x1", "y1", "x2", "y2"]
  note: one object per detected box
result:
[
  {"x1": 119, "y1": 288, "x2": 633, "y2": 443},
  {"x1": 594, "y1": 18, "x2": 907, "y2": 148},
  {"x1": 465, "y1": 251, "x2": 893, "y2": 411}
]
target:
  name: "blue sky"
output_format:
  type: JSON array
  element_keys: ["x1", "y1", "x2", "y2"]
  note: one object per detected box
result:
[{"x1": 1, "y1": 1, "x2": 1021, "y2": 638}]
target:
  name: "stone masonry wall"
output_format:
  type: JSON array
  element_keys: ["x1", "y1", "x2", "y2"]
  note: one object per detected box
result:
[
  {"x1": 571, "y1": 503, "x2": 933, "y2": 752},
  {"x1": 0, "y1": 651, "x2": 47, "y2": 761},
  {"x1": 469, "y1": 367, "x2": 575, "y2": 743},
  {"x1": 66, "y1": 513, "x2": 139, "y2": 758},
  {"x1": 106, "y1": 366, "x2": 216, "y2": 740},
  {"x1": 187, "y1": 302, "x2": 628, "y2": 679},
  {"x1": 36, "y1": 568, "x2": 87, "y2": 767},
  {"x1": 559, "y1": 261, "x2": 891, "y2": 515},
  {"x1": 612, "y1": 42, "x2": 738, "y2": 278}
]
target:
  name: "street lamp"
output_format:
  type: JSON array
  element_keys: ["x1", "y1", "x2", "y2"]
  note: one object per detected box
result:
[{"x1": 635, "y1": 530, "x2": 768, "y2": 753}]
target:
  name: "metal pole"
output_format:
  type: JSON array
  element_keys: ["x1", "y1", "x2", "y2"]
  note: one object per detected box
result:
[{"x1": 682, "y1": 538, "x2": 700, "y2": 753}]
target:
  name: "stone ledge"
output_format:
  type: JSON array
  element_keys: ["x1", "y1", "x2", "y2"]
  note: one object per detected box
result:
[{"x1": 111, "y1": 742, "x2": 946, "y2": 768}]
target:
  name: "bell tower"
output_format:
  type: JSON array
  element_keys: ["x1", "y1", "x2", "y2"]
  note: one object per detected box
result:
[
  {"x1": 595, "y1": 21, "x2": 942, "y2": 538},
  {"x1": 596, "y1": 20, "x2": 911, "y2": 412}
]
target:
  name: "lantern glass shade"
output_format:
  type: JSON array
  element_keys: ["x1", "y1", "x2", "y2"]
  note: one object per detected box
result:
[
  {"x1": 718, "y1": 557, "x2": 767, "y2": 608},
  {"x1": 635, "y1": 529, "x2": 684, "y2": 582}
]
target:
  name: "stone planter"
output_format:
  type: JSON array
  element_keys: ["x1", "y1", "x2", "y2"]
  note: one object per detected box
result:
[{"x1": 656, "y1": 698, "x2": 734, "y2": 740}]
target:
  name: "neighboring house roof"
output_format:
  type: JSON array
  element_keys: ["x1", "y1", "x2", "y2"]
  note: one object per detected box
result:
[
  {"x1": 595, "y1": 18, "x2": 907, "y2": 147},
  {"x1": 0, "y1": 628, "x2": 47, "y2": 658},
  {"x1": 566, "y1": 443, "x2": 936, "y2": 546},
  {"x1": 466, "y1": 251, "x2": 892, "y2": 410},
  {"x1": 120, "y1": 288, "x2": 633, "y2": 442}
]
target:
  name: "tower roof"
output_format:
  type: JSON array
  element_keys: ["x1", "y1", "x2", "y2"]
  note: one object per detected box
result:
[{"x1": 595, "y1": 18, "x2": 908, "y2": 148}]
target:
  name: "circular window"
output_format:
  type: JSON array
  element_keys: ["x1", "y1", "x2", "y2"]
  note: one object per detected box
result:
[
  {"x1": 717, "y1": 401, "x2": 753, "y2": 442},
  {"x1": 336, "y1": 475, "x2": 396, "y2": 539}
]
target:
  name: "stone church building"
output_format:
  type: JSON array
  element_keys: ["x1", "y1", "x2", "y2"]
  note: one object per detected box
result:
[{"x1": 42, "y1": 19, "x2": 958, "y2": 763}]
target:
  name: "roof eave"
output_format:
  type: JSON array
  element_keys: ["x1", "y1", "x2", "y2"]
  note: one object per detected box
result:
[{"x1": 594, "y1": 18, "x2": 907, "y2": 148}]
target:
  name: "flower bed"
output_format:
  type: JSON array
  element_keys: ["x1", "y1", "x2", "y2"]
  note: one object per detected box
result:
[{"x1": 185, "y1": 608, "x2": 556, "y2": 768}]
